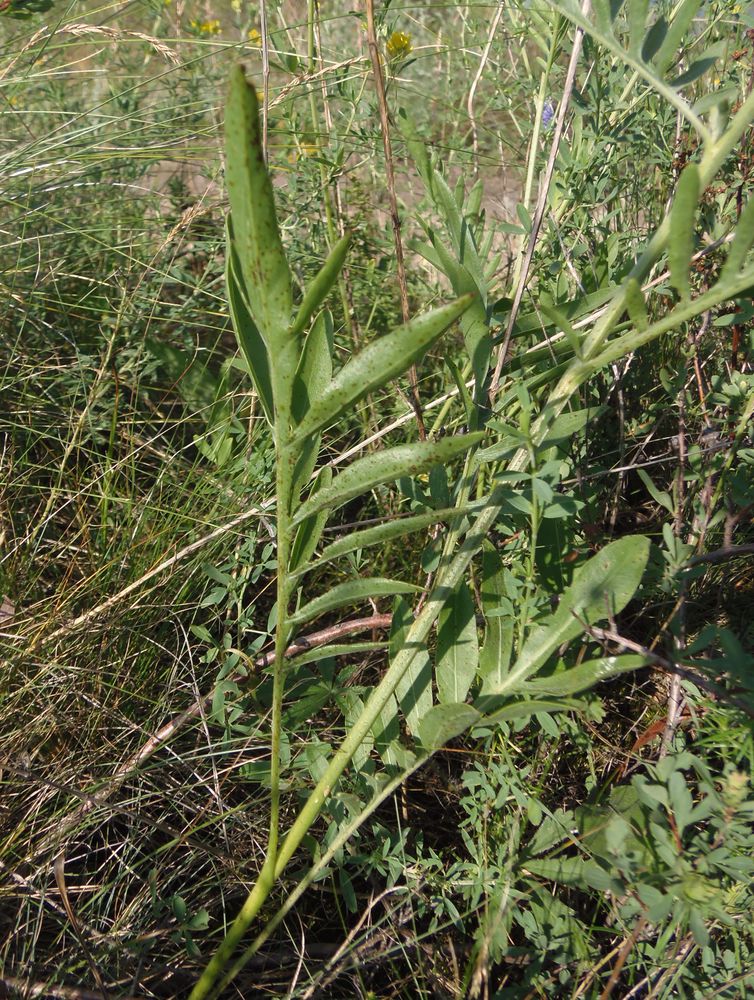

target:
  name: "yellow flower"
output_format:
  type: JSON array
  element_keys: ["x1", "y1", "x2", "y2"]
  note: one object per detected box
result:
[
  {"x1": 386, "y1": 30, "x2": 412, "y2": 61},
  {"x1": 189, "y1": 17, "x2": 221, "y2": 35},
  {"x1": 248, "y1": 27, "x2": 262, "y2": 45}
]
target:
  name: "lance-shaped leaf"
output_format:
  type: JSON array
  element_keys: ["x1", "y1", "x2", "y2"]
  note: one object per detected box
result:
[
  {"x1": 624, "y1": 277, "x2": 648, "y2": 332},
  {"x1": 653, "y1": 0, "x2": 701, "y2": 75},
  {"x1": 641, "y1": 16, "x2": 668, "y2": 63},
  {"x1": 669, "y1": 164, "x2": 699, "y2": 302},
  {"x1": 292, "y1": 432, "x2": 484, "y2": 526},
  {"x1": 519, "y1": 654, "x2": 648, "y2": 696},
  {"x1": 288, "y1": 641, "x2": 386, "y2": 668},
  {"x1": 291, "y1": 311, "x2": 332, "y2": 499},
  {"x1": 436, "y1": 579, "x2": 479, "y2": 705},
  {"x1": 628, "y1": 0, "x2": 650, "y2": 55},
  {"x1": 721, "y1": 197, "x2": 754, "y2": 284},
  {"x1": 478, "y1": 541, "x2": 514, "y2": 694},
  {"x1": 476, "y1": 698, "x2": 578, "y2": 731},
  {"x1": 294, "y1": 504, "x2": 477, "y2": 579},
  {"x1": 292, "y1": 310, "x2": 333, "y2": 425},
  {"x1": 226, "y1": 221, "x2": 274, "y2": 424},
  {"x1": 419, "y1": 703, "x2": 482, "y2": 750},
  {"x1": 288, "y1": 578, "x2": 421, "y2": 628},
  {"x1": 290, "y1": 467, "x2": 332, "y2": 571},
  {"x1": 486, "y1": 536, "x2": 651, "y2": 697},
  {"x1": 290, "y1": 294, "x2": 475, "y2": 444},
  {"x1": 290, "y1": 233, "x2": 351, "y2": 337},
  {"x1": 225, "y1": 65, "x2": 294, "y2": 363},
  {"x1": 390, "y1": 596, "x2": 433, "y2": 738}
]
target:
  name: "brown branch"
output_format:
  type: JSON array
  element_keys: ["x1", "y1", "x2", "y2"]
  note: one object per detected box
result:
[
  {"x1": 686, "y1": 543, "x2": 754, "y2": 567},
  {"x1": 598, "y1": 914, "x2": 648, "y2": 1000},
  {"x1": 587, "y1": 625, "x2": 754, "y2": 719},
  {"x1": 364, "y1": 0, "x2": 426, "y2": 440},
  {"x1": 34, "y1": 614, "x2": 392, "y2": 855}
]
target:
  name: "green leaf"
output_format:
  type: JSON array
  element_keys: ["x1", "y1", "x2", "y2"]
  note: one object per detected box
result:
[
  {"x1": 540, "y1": 303, "x2": 583, "y2": 358},
  {"x1": 292, "y1": 310, "x2": 333, "y2": 426},
  {"x1": 624, "y1": 277, "x2": 648, "y2": 332},
  {"x1": 371, "y1": 692, "x2": 401, "y2": 764},
  {"x1": 593, "y1": 0, "x2": 613, "y2": 35},
  {"x1": 419, "y1": 703, "x2": 481, "y2": 750},
  {"x1": 721, "y1": 197, "x2": 754, "y2": 284},
  {"x1": 520, "y1": 654, "x2": 648, "y2": 696},
  {"x1": 475, "y1": 698, "x2": 577, "y2": 730},
  {"x1": 292, "y1": 433, "x2": 483, "y2": 526},
  {"x1": 653, "y1": 0, "x2": 701, "y2": 75},
  {"x1": 669, "y1": 163, "x2": 700, "y2": 302},
  {"x1": 487, "y1": 536, "x2": 651, "y2": 696},
  {"x1": 288, "y1": 641, "x2": 386, "y2": 668},
  {"x1": 540, "y1": 407, "x2": 605, "y2": 447},
  {"x1": 288, "y1": 578, "x2": 421, "y2": 627},
  {"x1": 641, "y1": 15, "x2": 668, "y2": 63},
  {"x1": 517, "y1": 203, "x2": 533, "y2": 233},
  {"x1": 391, "y1": 597, "x2": 433, "y2": 738},
  {"x1": 637, "y1": 468, "x2": 674, "y2": 513},
  {"x1": 291, "y1": 295, "x2": 475, "y2": 443},
  {"x1": 290, "y1": 467, "x2": 332, "y2": 571},
  {"x1": 478, "y1": 541, "x2": 513, "y2": 694},
  {"x1": 628, "y1": 0, "x2": 649, "y2": 55},
  {"x1": 295, "y1": 504, "x2": 475, "y2": 578},
  {"x1": 224, "y1": 65, "x2": 295, "y2": 389},
  {"x1": 290, "y1": 232, "x2": 351, "y2": 337},
  {"x1": 396, "y1": 108, "x2": 434, "y2": 193},
  {"x1": 671, "y1": 57, "x2": 718, "y2": 88},
  {"x1": 226, "y1": 223, "x2": 275, "y2": 424},
  {"x1": 525, "y1": 857, "x2": 620, "y2": 892},
  {"x1": 446, "y1": 357, "x2": 475, "y2": 426},
  {"x1": 436, "y1": 580, "x2": 479, "y2": 705}
]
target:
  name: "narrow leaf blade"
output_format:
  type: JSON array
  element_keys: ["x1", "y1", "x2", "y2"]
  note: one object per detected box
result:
[
  {"x1": 392, "y1": 597, "x2": 434, "y2": 738},
  {"x1": 488, "y1": 537, "x2": 651, "y2": 696},
  {"x1": 419, "y1": 703, "x2": 482, "y2": 750},
  {"x1": 521, "y1": 654, "x2": 648, "y2": 696},
  {"x1": 294, "y1": 503, "x2": 480, "y2": 579},
  {"x1": 436, "y1": 580, "x2": 479, "y2": 705},
  {"x1": 291, "y1": 232, "x2": 351, "y2": 337},
  {"x1": 289, "y1": 578, "x2": 421, "y2": 627},
  {"x1": 668, "y1": 163, "x2": 699, "y2": 302},
  {"x1": 292, "y1": 295, "x2": 475, "y2": 443},
  {"x1": 292, "y1": 433, "x2": 483, "y2": 526},
  {"x1": 721, "y1": 198, "x2": 754, "y2": 284},
  {"x1": 624, "y1": 277, "x2": 648, "y2": 332},
  {"x1": 226, "y1": 222, "x2": 274, "y2": 423},
  {"x1": 225, "y1": 66, "x2": 292, "y2": 345}
]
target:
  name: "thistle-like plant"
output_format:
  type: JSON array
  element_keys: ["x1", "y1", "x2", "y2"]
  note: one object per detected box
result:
[{"x1": 191, "y1": 8, "x2": 754, "y2": 986}]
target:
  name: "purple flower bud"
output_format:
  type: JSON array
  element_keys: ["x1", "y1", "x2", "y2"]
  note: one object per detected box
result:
[{"x1": 542, "y1": 99, "x2": 555, "y2": 129}]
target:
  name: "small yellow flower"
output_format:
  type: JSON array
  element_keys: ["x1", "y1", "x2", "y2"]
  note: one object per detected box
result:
[
  {"x1": 386, "y1": 30, "x2": 412, "y2": 61},
  {"x1": 248, "y1": 27, "x2": 262, "y2": 45},
  {"x1": 189, "y1": 17, "x2": 221, "y2": 35}
]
